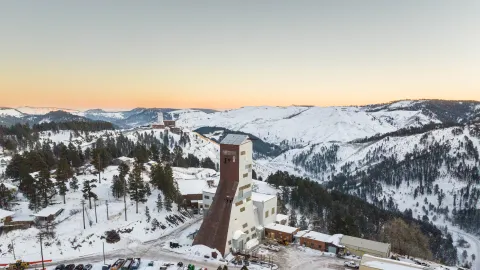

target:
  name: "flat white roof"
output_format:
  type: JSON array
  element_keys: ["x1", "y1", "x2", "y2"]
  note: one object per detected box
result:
[
  {"x1": 33, "y1": 206, "x2": 63, "y2": 217},
  {"x1": 203, "y1": 186, "x2": 276, "y2": 204},
  {"x1": 301, "y1": 231, "x2": 332, "y2": 242},
  {"x1": 0, "y1": 209, "x2": 15, "y2": 220},
  {"x1": 341, "y1": 235, "x2": 390, "y2": 253},
  {"x1": 363, "y1": 260, "x2": 425, "y2": 270},
  {"x1": 203, "y1": 187, "x2": 217, "y2": 195},
  {"x1": 251, "y1": 192, "x2": 276, "y2": 202},
  {"x1": 177, "y1": 179, "x2": 209, "y2": 195},
  {"x1": 361, "y1": 254, "x2": 427, "y2": 270},
  {"x1": 264, "y1": 223, "x2": 298, "y2": 234}
]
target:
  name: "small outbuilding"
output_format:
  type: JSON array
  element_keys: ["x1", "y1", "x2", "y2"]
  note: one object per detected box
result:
[
  {"x1": 264, "y1": 223, "x2": 299, "y2": 243},
  {"x1": 0, "y1": 209, "x2": 15, "y2": 225},
  {"x1": 33, "y1": 206, "x2": 64, "y2": 223},
  {"x1": 340, "y1": 235, "x2": 391, "y2": 258}
]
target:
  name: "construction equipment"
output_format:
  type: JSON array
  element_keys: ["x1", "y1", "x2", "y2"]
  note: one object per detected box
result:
[{"x1": 7, "y1": 260, "x2": 29, "y2": 270}]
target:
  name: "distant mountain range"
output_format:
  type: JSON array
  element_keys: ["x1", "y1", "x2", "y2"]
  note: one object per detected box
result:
[{"x1": 0, "y1": 107, "x2": 217, "y2": 127}]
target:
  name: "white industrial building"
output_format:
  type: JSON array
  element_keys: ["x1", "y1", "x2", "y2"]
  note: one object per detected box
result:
[{"x1": 193, "y1": 134, "x2": 294, "y2": 255}]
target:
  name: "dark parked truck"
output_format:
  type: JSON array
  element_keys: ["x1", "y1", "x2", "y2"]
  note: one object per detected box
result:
[{"x1": 121, "y1": 258, "x2": 133, "y2": 270}]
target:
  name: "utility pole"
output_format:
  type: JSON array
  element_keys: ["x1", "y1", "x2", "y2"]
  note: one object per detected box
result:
[
  {"x1": 81, "y1": 200, "x2": 86, "y2": 229},
  {"x1": 124, "y1": 177, "x2": 127, "y2": 221},
  {"x1": 94, "y1": 199, "x2": 98, "y2": 223},
  {"x1": 38, "y1": 234, "x2": 45, "y2": 270},
  {"x1": 106, "y1": 200, "x2": 109, "y2": 220},
  {"x1": 11, "y1": 240, "x2": 16, "y2": 260}
]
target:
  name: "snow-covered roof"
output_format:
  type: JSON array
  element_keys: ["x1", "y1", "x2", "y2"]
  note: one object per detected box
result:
[
  {"x1": 220, "y1": 134, "x2": 249, "y2": 145},
  {"x1": 341, "y1": 235, "x2": 390, "y2": 253},
  {"x1": 33, "y1": 206, "x2": 63, "y2": 217},
  {"x1": 12, "y1": 215, "x2": 35, "y2": 222},
  {"x1": 301, "y1": 231, "x2": 332, "y2": 242},
  {"x1": 177, "y1": 179, "x2": 209, "y2": 195},
  {"x1": 0, "y1": 209, "x2": 15, "y2": 220},
  {"x1": 264, "y1": 223, "x2": 298, "y2": 234},
  {"x1": 276, "y1": 214, "x2": 288, "y2": 222},
  {"x1": 203, "y1": 187, "x2": 217, "y2": 195},
  {"x1": 362, "y1": 255, "x2": 426, "y2": 270},
  {"x1": 251, "y1": 192, "x2": 276, "y2": 203},
  {"x1": 328, "y1": 234, "x2": 344, "y2": 247}
]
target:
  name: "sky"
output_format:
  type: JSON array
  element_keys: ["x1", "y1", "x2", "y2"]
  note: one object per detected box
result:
[{"x1": 1, "y1": 1, "x2": 479, "y2": 110}]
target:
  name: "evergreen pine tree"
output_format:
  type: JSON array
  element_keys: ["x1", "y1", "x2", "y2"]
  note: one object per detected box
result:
[
  {"x1": 156, "y1": 193, "x2": 163, "y2": 212},
  {"x1": 161, "y1": 145, "x2": 171, "y2": 163},
  {"x1": 70, "y1": 176, "x2": 79, "y2": 192},
  {"x1": 0, "y1": 183, "x2": 15, "y2": 209},
  {"x1": 150, "y1": 144, "x2": 160, "y2": 162},
  {"x1": 128, "y1": 161, "x2": 148, "y2": 214},
  {"x1": 82, "y1": 179, "x2": 98, "y2": 209},
  {"x1": 145, "y1": 206, "x2": 151, "y2": 222},
  {"x1": 165, "y1": 197, "x2": 172, "y2": 212},
  {"x1": 56, "y1": 155, "x2": 73, "y2": 204},
  {"x1": 299, "y1": 215, "x2": 308, "y2": 230},
  {"x1": 173, "y1": 145, "x2": 184, "y2": 167},
  {"x1": 37, "y1": 163, "x2": 55, "y2": 208},
  {"x1": 288, "y1": 209, "x2": 297, "y2": 227},
  {"x1": 111, "y1": 175, "x2": 125, "y2": 199}
]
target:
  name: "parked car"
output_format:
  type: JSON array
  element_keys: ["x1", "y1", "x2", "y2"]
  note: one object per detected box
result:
[
  {"x1": 55, "y1": 264, "x2": 65, "y2": 270},
  {"x1": 74, "y1": 264, "x2": 84, "y2": 270},
  {"x1": 84, "y1": 264, "x2": 93, "y2": 270},
  {"x1": 148, "y1": 261, "x2": 154, "y2": 267},
  {"x1": 66, "y1": 264, "x2": 75, "y2": 270},
  {"x1": 344, "y1": 261, "x2": 359, "y2": 269},
  {"x1": 102, "y1": 264, "x2": 111, "y2": 270},
  {"x1": 177, "y1": 262, "x2": 183, "y2": 267},
  {"x1": 131, "y1": 258, "x2": 141, "y2": 269}
]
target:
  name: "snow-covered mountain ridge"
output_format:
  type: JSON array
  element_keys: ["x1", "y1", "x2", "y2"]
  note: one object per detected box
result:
[{"x1": 177, "y1": 100, "x2": 480, "y2": 145}]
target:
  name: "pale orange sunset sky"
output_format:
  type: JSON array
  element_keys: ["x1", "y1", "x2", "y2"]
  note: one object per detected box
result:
[{"x1": 1, "y1": 1, "x2": 479, "y2": 110}]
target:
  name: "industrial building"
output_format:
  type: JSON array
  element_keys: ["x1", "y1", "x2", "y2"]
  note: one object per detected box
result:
[
  {"x1": 194, "y1": 134, "x2": 297, "y2": 255},
  {"x1": 340, "y1": 235, "x2": 391, "y2": 258}
]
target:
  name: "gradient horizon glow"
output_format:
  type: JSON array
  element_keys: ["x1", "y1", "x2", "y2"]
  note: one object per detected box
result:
[{"x1": 1, "y1": 1, "x2": 479, "y2": 110}]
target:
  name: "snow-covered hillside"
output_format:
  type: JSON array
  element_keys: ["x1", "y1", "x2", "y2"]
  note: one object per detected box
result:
[
  {"x1": 0, "y1": 108, "x2": 24, "y2": 118},
  {"x1": 0, "y1": 164, "x2": 195, "y2": 263},
  {"x1": 176, "y1": 104, "x2": 440, "y2": 145},
  {"x1": 16, "y1": 106, "x2": 83, "y2": 116}
]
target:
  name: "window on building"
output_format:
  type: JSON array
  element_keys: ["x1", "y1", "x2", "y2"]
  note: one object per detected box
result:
[
  {"x1": 250, "y1": 227, "x2": 255, "y2": 232},
  {"x1": 204, "y1": 195, "x2": 210, "y2": 199},
  {"x1": 241, "y1": 151, "x2": 246, "y2": 155},
  {"x1": 243, "y1": 173, "x2": 248, "y2": 178},
  {"x1": 235, "y1": 200, "x2": 243, "y2": 206},
  {"x1": 244, "y1": 231, "x2": 249, "y2": 235},
  {"x1": 240, "y1": 207, "x2": 245, "y2": 212},
  {"x1": 238, "y1": 189, "x2": 244, "y2": 198},
  {"x1": 246, "y1": 237, "x2": 250, "y2": 242},
  {"x1": 246, "y1": 196, "x2": 251, "y2": 202},
  {"x1": 242, "y1": 223, "x2": 248, "y2": 228},
  {"x1": 271, "y1": 207, "x2": 275, "y2": 215},
  {"x1": 252, "y1": 233, "x2": 257, "y2": 238},
  {"x1": 265, "y1": 211, "x2": 269, "y2": 218},
  {"x1": 228, "y1": 240, "x2": 232, "y2": 245},
  {"x1": 204, "y1": 204, "x2": 209, "y2": 208}
]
